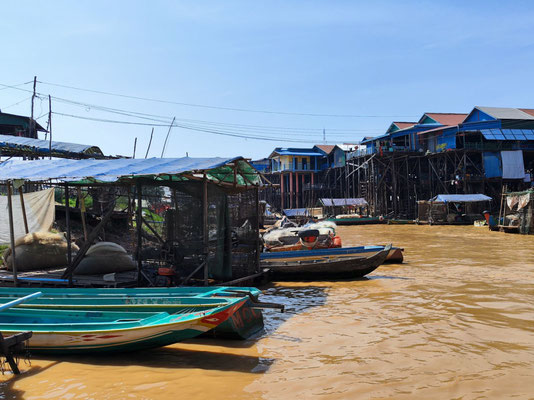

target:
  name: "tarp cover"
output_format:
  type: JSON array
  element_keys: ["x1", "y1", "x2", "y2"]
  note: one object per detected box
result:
[
  {"x1": 501, "y1": 150, "x2": 525, "y2": 179},
  {"x1": 0, "y1": 188, "x2": 55, "y2": 244},
  {"x1": 0, "y1": 157, "x2": 261, "y2": 186},
  {"x1": 0, "y1": 134, "x2": 102, "y2": 156},
  {"x1": 483, "y1": 152, "x2": 502, "y2": 178},
  {"x1": 283, "y1": 208, "x2": 310, "y2": 217},
  {"x1": 430, "y1": 194, "x2": 492, "y2": 203},
  {"x1": 320, "y1": 198, "x2": 368, "y2": 207}
]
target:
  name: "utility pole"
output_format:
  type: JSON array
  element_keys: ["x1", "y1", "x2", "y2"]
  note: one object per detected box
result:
[
  {"x1": 48, "y1": 95, "x2": 52, "y2": 159},
  {"x1": 323, "y1": 128, "x2": 326, "y2": 144},
  {"x1": 30, "y1": 76, "x2": 36, "y2": 138}
]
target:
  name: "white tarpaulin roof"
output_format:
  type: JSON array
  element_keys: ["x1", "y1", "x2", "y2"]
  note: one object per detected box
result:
[{"x1": 430, "y1": 194, "x2": 492, "y2": 203}]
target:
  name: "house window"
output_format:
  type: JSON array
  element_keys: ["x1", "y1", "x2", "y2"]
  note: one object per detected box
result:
[{"x1": 302, "y1": 158, "x2": 307, "y2": 170}]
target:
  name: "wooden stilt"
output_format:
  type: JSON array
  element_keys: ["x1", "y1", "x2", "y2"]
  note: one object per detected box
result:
[
  {"x1": 136, "y1": 182, "x2": 143, "y2": 286},
  {"x1": 202, "y1": 176, "x2": 209, "y2": 285}
]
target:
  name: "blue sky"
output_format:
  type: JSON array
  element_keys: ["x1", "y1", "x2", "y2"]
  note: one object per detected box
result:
[{"x1": 1, "y1": 1, "x2": 534, "y2": 159}]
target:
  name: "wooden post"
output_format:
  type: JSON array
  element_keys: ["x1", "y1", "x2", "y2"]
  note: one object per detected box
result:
[
  {"x1": 255, "y1": 186, "x2": 261, "y2": 273},
  {"x1": 202, "y1": 176, "x2": 209, "y2": 285},
  {"x1": 280, "y1": 173, "x2": 284, "y2": 210},
  {"x1": 64, "y1": 183, "x2": 73, "y2": 286},
  {"x1": 289, "y1": 172, "x2": 293, "y2": 209},
  {"x1": 295, "y1": 172, "x2": 299, "y2": 208},
  {"x1": 132, "y1": 137, "x2": 137, "y2": 159},
  {"x1": 136, "y1": 181, "x2": 143, "y2": 285},
  {"x1": 48, "y1": 95, "x2": 52, "y2": 158},
  {"x1": 17, "y1": 187, "x2": 29, "y2": 234},
  {"x1": 77, "y1": 187, "x2": 88, "y2": 241},
  {"x1": 30, "y1": 76, "x2": 36, "y2": 138},
  {"x1": 161, "y1": 117, "x2": 176, "y2": 157},
  {"x1": 7, "y1": 182, "x2": 18, "y2": 286}
]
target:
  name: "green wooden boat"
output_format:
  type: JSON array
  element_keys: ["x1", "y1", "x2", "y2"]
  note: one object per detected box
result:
[
  {"x1": 0, "y1": 297, "x2": 247, "y2": 354},
  {"x1": 0, "y1": 287, "x2": 267, "y2": 340}
]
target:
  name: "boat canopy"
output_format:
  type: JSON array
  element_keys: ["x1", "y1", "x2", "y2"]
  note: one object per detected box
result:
[
  {"x1": 430, "y1": 194, "x2": 492, "y2": 203},
  {"x1": 283, "y1": 208, "x2": 311, "y2": 217},
  {"x1": 0, "y1": 156, "x2": 262, "y2": 186},
  {"x1": 0, "y1": 134, "x2": 106, "y2": 159},
  {"x1": 320, "y1": 198, "x2": 368, "y2": 207}
]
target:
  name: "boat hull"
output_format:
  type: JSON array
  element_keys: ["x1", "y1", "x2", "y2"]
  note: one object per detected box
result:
[
  {"x1": 264, "y1": 245, "x2": 391, "y2": 280},
  {"x1": 0, "y1": 299, "x2": 246, "y2": 354},
  {"x1": 326, "y1": 217, "x2": 385, "y2": 225},
  {"x1": 261, "y1": 245, "x2": 403, "y2": 264}
]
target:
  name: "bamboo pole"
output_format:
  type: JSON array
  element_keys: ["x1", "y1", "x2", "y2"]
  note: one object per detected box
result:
[
  {"x1": 17, "y1": 187, "x2": 29, "y2": 234},
  {"x1": 7, "y1": 182, "x2": 18, "y2": 286}
]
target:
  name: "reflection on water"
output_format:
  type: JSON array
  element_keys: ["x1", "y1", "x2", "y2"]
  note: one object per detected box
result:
[{"x1": 1, "y1": 226, "x2": 533, "y2": 399}]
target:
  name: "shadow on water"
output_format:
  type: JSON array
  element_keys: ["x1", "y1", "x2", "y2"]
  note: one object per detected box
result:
[
  {"x1": 30, "y1": 346, "x2": 273, "y2": 374},
  {"x1": 258, "y1": 283, "x2": 329, "y2": 337},
  {"x1": 0, "y1": 361, "x2": 60, "y2": 400}
]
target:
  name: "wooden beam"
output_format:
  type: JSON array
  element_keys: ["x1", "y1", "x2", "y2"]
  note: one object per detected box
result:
[{"x1": 64, "y1": 183, "x2": 73, "y2": 286}]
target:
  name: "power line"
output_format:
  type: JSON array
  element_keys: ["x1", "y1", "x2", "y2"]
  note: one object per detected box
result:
[
  {"x1": 52, "y1": 111, "x2": 343, "y2": 143},
  {"x1": 38, "y1": 79, "x2": 418, "y2": 119}
]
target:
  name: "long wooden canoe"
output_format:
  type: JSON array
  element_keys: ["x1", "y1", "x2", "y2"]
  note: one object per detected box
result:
[
  {"x1": 263, "y1": 244, "x2": 391, "y2": 279},
  {"x1": 0, "y1": 297, "x2": 247, "y2": 354}
]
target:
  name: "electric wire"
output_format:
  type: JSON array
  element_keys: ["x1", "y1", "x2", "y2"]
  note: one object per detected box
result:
[{"x1": 37, "y1": 80, "x2": 418, "y2": 118}]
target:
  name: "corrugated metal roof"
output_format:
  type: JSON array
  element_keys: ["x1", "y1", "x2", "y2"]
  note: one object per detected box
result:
[
  {"x1": 422, "y1": 113, "x2": 468, "y2": 125},
  {"x1": 0, "y1": 134, "x2": 103, "y2": 157},
  {"x1": 430, "y1": 194, "x2": 492, "y2": 202},
  {"x1": 475, "y1": 107, "x2": 534, "y2": 120},
  {"x1": 0, "y1": 157, "x2": 261, "y2": 185},
  {"x1": 393, "y1": 122, "x2": 416, "y2": 129},
  {"x1": 271, "y1": 149, "x2": 323, "y2": 157},
  {"x1": 314, "y1": 145, "x2": 335, "y2": 154},
  {"x1": 519, "y1": 108, "x2": 534, "y2": 117},
  {"x1": 320, "y1": 198, "x2": 368, "y2": 206}
]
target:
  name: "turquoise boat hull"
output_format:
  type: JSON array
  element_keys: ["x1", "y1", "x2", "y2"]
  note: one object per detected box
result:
[
  {"x1": 0, "y1": 298, "x2": 247, "y2": 354},
  {"x1": 0, "y1": 287, "x2": 265, "y2": 340}
]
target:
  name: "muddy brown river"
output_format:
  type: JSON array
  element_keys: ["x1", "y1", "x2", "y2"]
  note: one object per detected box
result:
[{"x1": 1, "y1": 225, "x2": 533, "y2": 399}]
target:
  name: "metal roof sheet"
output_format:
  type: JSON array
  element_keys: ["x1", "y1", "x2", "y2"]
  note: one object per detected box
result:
[
  {"x1": 430, "y1": 194, "x2": 492, "y2": 203},
  {"x1": 422, "y1": 113, "x2": 468, "y2": 126},
  {"x1": 0, "y1": 134, "x2": 103, "y2": 157},
  {"x1": 283, "y1": 208, "x2": 311, "y2": 217},
  {"x1": 475, "y1": 107, "x2": 534, "y2": 120},
  {"x1": 320, "y1": 198, "x2": 368, "y2": 206},
  {"x1": 0, "y1": 157, "x2": 261, "y2": 185}
]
